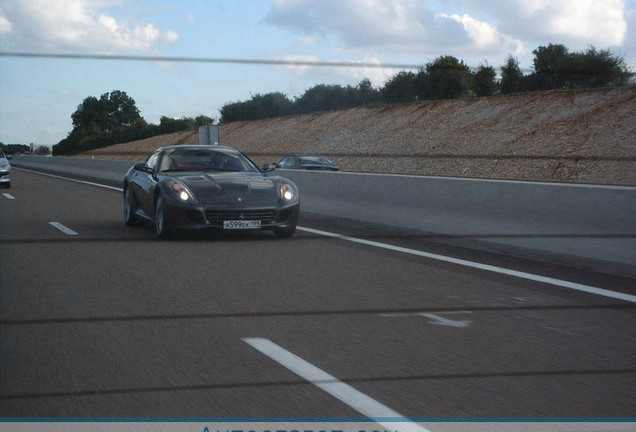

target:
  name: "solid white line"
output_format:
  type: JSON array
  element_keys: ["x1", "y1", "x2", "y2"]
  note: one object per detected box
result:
[
  {"x1": 14, "y1": 167, "x2": 123, "y2": 191},
  {"x1": 48, "y1": 222, "x2": 79, "y2": 236},
  {"x1": 298, "y1": 226, "x2": 636, "y2": 304},
  {"x1": 2, "y1": 193, "x2": 15, "y2": 200},
  {"x1": 243, "y1": 337, "x2": 430, "y2": 432}
]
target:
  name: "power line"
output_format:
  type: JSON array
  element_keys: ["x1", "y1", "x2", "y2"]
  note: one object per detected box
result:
[{"x1": 0, "y1": 51, "x2": 420, "y2": 69}]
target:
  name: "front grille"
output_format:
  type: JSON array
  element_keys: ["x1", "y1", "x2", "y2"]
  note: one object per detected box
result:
[{"x1": 205, "y1": 209, "x2": 276, "y2": 226}]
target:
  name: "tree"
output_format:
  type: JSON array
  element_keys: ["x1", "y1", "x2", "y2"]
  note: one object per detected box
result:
[
  {"x1": 194, "y1": 115, "x2": 215, "y2": 127},
  {"x1": 531, "y1": 43, "x2": 569, "y2": 89},
  {"x1": 559, "y1": 46, "x2": 631, "y2": 88},
  {"x1": 103, "y1": 90, "x2": 142, "y2": 130},
  {"x1": 1, "y1": 143, "x2": 30, "y2": 154},
  {"x1": 71, "y1": 90, "x2": 141, "y2": 133},
  {"x1": 249, "y1": 92, "x2": 293, "y2": 118},
  {"x1": 220, "y1": 92, "x2": 292, "y2": 123},
  {"x1": 473, "y1": 65, "x2": 497, "y2": 97},
  {"x1": 354, "y1": 78, "x2": 381, "y2": 106},
  {"x1": 529, "y1": 44, "x2": 631, "y2": 90},
  {"x1": 381, "y1": 71, "x2": 418, "y2": 103},
  {"x1": 422, "y1": 55, "x2": 473, "y2": 100},
  {"x1": 500, "y1": 56, "x2": 524, "y2": 94},
  {"x1": 71, "y1": 96, "x2": 103, "y2": 130},
  {"x1": 293, "y1": 84, "x2": 355, "y2": 114}
]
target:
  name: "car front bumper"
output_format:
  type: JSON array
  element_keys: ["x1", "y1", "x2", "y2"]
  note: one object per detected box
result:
[
  {"x1": 0, "y1": 171, "x2": 10, "y2": 185},
  {"x1": 161, "y1": 200, "x2": 300, "y2": 233}
]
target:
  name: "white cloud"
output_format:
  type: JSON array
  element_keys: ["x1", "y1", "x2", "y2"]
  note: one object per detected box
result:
[
  {"x1": 0, "y1": 15, "x2": 13, "y2": 33},
  {"x1": 440, "y1": 14, "x2": 523, "y2": 54},
  {"x1": 264, "y1": 0, "x2": 629, "y2": 67},
  {"x1": 446, "y1": 0, "x2": 628, "y2": 48},
  {"x1": 336, "y1": 58, "x2": 394, "y2": 86},
  {"x1": 266, "y1": 0, "x2": 439, "y2": 49},
  {"x1": 161, "y1": 30, "x2": 179, "y2": 44},
  {"x1": 275, "y1": 54, "x2": 393, "y2": 87},
  {"x1": 0, "y1": 0, "x2": 179, "y2": 52},
  {"x1": 264, "y1": 0, "x2": 521, "y2": 57},
  {"x1": 275, "y1": 54, "x2": 320, "y2": 74},
  {"x1": 546, "y1": 0, "x2": 626, "y2": 46}
]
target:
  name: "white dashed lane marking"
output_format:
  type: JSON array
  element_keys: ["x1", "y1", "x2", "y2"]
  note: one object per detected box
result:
[
  {"x1": 244, "y1": 337, "x2": 431, "y2": 432},
  {"x1": 48, "y1": 222, "x2": 79, "y2": 236}
]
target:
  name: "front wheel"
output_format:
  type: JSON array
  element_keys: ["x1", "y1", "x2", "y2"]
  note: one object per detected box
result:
[
  {"x1": 154, "y1": 195, "x2": 172, "y2": 239},
  {"x1": 123, "y1": 187, "x2": 142, "y2": 227}
]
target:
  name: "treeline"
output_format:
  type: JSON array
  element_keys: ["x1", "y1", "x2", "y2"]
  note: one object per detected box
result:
[
  {"x1": 54, "y1": 90, "x2": 213, "y2": 155},
  {"x1": 220, "y1": 43, "x2": 632, "y2": 123},
  {"x1": 0, "y1": 143, "x2": 30, "y2": 155}
]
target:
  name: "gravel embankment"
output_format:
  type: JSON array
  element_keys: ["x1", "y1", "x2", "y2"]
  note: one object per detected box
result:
[{"x1": 80, "y1": 87, "x2": 636, "y2": 185}]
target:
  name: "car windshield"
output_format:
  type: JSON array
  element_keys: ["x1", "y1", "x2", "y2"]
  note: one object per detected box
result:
[
  {"x1": 299, "y1": 156, "x2": 334, "y2": 166},
  {"x1": 159, "y1": 148, "x2": 259, "y2": 173}
]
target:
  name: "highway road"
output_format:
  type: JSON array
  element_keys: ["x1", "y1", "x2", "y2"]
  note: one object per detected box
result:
[{"x1": 1, "y1": 168, "x2": 635, "y2": 421}]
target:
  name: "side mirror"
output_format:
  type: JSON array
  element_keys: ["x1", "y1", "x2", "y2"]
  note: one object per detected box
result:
[
  {"x1": 134, "y1": 163, "x2": 153, "y2": 173},
  {"x1": 7, "y1": 155, "x2": 12, "y2": 160},
  {"x1": 261, "y1": 163, "x2": 277, "y2": 173}
]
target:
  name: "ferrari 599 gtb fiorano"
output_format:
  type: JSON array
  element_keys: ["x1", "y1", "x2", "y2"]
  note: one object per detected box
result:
[{"x1": 123, "y1": 145, "x2": 299, "y2": 239}]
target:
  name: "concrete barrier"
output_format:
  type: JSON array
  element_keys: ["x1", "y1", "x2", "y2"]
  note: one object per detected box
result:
[
  {"x1": 11, "y1": 156, "x2": 636, "y2": 277},
  {"x1": 11, "y1": 155, "x2": 137, "y2": 187}
]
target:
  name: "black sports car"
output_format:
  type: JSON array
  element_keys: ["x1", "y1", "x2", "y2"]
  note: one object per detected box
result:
[{"x1": 123, "y1": 145, "x2": 299, "y2": 239}]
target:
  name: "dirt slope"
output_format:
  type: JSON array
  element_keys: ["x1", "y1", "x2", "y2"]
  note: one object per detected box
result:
[{"x1": 80, "y1": 87, "x2": 636, "y2": 185}]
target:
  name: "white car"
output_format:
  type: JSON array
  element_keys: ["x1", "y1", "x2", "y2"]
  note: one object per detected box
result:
[{"x1": 0, "y1": 150, "x2": 11, "y2": 188}]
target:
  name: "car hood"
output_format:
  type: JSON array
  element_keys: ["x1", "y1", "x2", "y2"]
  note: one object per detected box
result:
[{"x1": 170, "y1": 171, "x2": 277, "y2": 206}]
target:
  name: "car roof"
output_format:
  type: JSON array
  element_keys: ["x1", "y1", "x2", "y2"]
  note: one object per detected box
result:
[
  {"x1": 156, "y1": 144, "x2": 240, "y2": 153},
  {"x1": 281, "y1": 154, "x2": 335, "y2": 160}
]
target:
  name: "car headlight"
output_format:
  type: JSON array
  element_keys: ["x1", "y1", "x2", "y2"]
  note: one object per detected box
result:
[
  {"x1": 163, "y1": 179, "x2": 197, "y2": 203},
  {"x1": 174, "y1": 184, "x2": 193, "y2": 201},
  {"x1": 278, "y1": 181, "x2": 298, "y2": 203}
]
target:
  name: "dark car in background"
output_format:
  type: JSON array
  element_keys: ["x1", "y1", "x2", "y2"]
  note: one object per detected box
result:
[
  {"x1": 123, "y1": 145, "x2": 299, "y2": 239},
  {"x1": 277, "y1": 154, "x2": 340, "y2": 171}
]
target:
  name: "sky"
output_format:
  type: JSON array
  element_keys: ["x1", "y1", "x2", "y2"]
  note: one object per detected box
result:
[{"x1": 1, "y1": 0, "x2": 635, "y2": 145}]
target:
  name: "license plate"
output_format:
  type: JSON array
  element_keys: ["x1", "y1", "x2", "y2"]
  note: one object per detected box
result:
[{"x1": 223, "y1": 220, "x2": 261, "y2": 230}]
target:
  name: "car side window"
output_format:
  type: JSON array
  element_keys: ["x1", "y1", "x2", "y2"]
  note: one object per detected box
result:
[
  {"x1": 279, "y1": 157, "x2": 294, "y2": 168},
  {"x1": 146, "y1": 152, "x2": 160, "y2": 171}
]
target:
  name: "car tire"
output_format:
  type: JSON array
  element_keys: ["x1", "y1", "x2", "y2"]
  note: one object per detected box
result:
[
  {"x1": 154, "y1": 195, "x2": 172, "y2": 239},
  {"x1": 273, "y1": 225, "x2": 296, "y2": 238},
  {"x1": 123, "y1": 187, "x2": 142, "y2": 227}
]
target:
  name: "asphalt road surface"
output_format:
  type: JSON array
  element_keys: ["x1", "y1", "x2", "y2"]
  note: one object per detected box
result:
[{"x1": 1, "y1": 168, "x2": 634, "y2": 421}]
